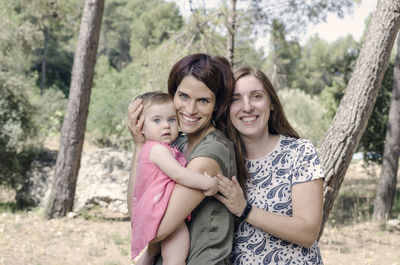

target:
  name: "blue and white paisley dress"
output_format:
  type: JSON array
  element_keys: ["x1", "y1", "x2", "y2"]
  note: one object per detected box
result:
[{"x1": 230, "y1": 135, "x2": 324, "y2": 265}]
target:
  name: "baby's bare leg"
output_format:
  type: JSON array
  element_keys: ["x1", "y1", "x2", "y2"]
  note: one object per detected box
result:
[
  {"x1": 136, "y1": 243, "x2": 161, "y2": 265},
  {"x1": 161, "y1": 222, "x2": 189, "y2": 265}
]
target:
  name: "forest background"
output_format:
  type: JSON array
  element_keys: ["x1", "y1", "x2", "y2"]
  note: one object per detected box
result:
[{"x1": 0, "y1": 0, "x2": 399, "y2": 264}]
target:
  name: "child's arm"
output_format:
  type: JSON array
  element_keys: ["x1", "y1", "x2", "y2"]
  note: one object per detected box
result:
[{"x1": 149, "y1": 144, "x2": 218, "y2": 196}]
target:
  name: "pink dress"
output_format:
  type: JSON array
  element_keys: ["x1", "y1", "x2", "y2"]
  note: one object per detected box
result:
[{"x1": 131, "y1": 141, "x2": 187, "y2": 259}]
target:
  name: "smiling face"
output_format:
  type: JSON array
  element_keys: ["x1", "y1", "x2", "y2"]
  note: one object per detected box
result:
[
  {"x1": 141, "y1": 101, "x2": 179, "y2": 144},
  {"x1": 230, "y1": 75, "x2": 274, "y2": 139},
  {"x1": 173, "y1": 75, "x2": 216, "y2": 137}
]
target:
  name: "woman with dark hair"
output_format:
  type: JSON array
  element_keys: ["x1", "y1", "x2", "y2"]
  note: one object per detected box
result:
[
  {"x1": 215, "y1": 67, "x2": 325, "y2": 264},
  {"x1": 127, "y1": 54, "x2": 247, "y2": 264}
]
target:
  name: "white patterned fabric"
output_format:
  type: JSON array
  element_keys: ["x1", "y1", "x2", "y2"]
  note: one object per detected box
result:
[{"x1": 231, "y1": 135, "x2": 324, "y2": 265}]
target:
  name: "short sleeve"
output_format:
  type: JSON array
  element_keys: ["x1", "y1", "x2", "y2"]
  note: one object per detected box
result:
[
  {"x1": 292, "y1": 140, "x2": 324, "y2": 185},
  {"x1": 188, "y1": 131, "x2": 237, "y2": 180}
]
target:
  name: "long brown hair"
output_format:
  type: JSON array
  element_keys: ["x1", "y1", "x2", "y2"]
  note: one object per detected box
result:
[{"x1": 227, "y1": 67, "x2": 299, "y2": 186}]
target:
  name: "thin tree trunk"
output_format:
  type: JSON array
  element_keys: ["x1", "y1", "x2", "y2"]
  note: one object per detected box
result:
[
  {"x1": 373, "y1": 32, "x2": 400, "y2": 221},
  {"x1": 226, "y1": 0, "x2": 236, "y2": 67},
  {"x1": 318, "y1": 0, "x2": 400, "y2": 239},
  {"x1": 41, "y1": 26, "x2": 48, "y2": 96},
  {"x1": 46, "y1": 0, "x2": 105, "y2": 219}
]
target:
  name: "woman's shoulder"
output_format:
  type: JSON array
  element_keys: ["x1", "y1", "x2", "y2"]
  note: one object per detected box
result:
[
  {"x1": 204, "y1": 129, "x2": 232, "y2": 144},
  {"x1": 189, "y1": 129, "x2": 236, "y2": 177},
  {"x1": 280, "y1": 135, "x2": 316, "y2": 151},
  {"x1": 191, "y1": 129, "x2": 234, "y2": 157}
]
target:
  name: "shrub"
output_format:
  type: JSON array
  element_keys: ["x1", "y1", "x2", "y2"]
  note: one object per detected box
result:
[
  {"x1": 0, "y1": 82, "x2": 39, "y2": 188},
  {"x1": 278, "y1": 88, "x2": 331, "y2": 147},
  {"x1": 31, "y1": 87, "x2": 67, "y2": 141}
]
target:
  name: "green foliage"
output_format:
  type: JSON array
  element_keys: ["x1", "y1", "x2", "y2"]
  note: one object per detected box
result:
[
  {"x1": 100, "y1": 0, "x2": 133, "y2": 70},
  {"x1": 245, "y1": 0, "x2": 353, "y2": 35},
  {"x1": 11, "y1": 0, "x2": 81, "y2": 96},
  {"x1": 0, "y1": 84, "x2": 39, "y2": 188},
  {"x1": 99, "y1": 0, "x2": 183, "y2": 70},
  {"x1": 263, "y1": 20, "x2": 301, "y2": 90},
  {"x1": 292, "y1": 35, "x2": 359, "y2": 94},
  {"x1": 129, "y1": 0, "x2": 183, "y2": 60},
  {"x1": 30, "y1": 88, "x2": 67, "y2": 140},
  {"x1": 0, "y1": 202, "x2": 20, "y2": 214},
  {"x1": 0, "y1": 3, "x2": 42, "y2": 189},
  {"x1": 358, "y1": 62, "x2": 393, "y2": 164},
  {"x1": 232, "y1": 9, "x2": 266, "y2": 68},
  {"x1": 290, "y1": 32, "x2": 393, "y2": 163},
  {"x1": 278, "y1": 89, "x2": 331, "y2": 146},
  {"x1": 0, "y1": 5, "x2": 43, "y2": 74},
  {"x1": 329, "y1": 186, "x2": 375, "y2": 225},
  {"x1": 88, "y1": 56, "x2": 142, "y2": 149}
]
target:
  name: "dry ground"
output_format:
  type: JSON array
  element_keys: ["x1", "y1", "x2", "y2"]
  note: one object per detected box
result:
[{"x1": 1, "y1": 157, "x2": 399, "y2": 265}]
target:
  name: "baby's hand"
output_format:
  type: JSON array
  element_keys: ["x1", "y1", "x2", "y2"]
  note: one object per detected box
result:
[{"x1": 203, "y1": 172, "x2": 218, "y2": 196}]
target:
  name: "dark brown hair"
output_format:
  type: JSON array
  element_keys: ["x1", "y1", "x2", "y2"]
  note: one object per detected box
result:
[
  {"x1": 167, "y1": 54, "x2": 233, "y2": 132},
  {"x1": 167, "y1": 54, "x2": 248, "y2": 189}
]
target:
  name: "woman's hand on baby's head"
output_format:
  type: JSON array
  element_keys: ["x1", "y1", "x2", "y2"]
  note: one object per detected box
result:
[
  {"x1": 203, "y1": 172, "x2": 219, "y2": 196},
  {"x1": 127, "y1": 98, "x2": 145, "y2": 146}
]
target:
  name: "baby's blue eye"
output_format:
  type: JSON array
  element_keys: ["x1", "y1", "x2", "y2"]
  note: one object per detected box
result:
[
  {"x1": 169, "y1": 118, "x2": 176, "y2": 122},
  {"x1": 153, "y1": 118, "x2": 160, "y2": 123}
]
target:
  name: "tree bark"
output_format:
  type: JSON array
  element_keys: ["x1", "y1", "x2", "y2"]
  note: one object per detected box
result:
[
  {"x1": 373, "y1": 32, "x2": 400, "y2": 221},
  {"x1": 46, "y1": 0, "x2": 105, "y2": 219},
  {"x1": 318, "y1": 0, "x2": 400, "y2": 238},
  {"x1": 41, "y1": 26, "x2": 48, "y2": 96},
  {"x1": 226, "y1": 0, "x2": 236, "y2": 67}
]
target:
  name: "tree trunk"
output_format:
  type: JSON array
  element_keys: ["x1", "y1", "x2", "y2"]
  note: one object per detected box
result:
[
  {"x1": 46, "y1": 0, "x2": 105, "y2": 219},
  {"x1": 318, "y1": 0, "x2": 400, "y2": 239},
  {"x1": 373, "y1": 32, "x2": 400, "y2": 221},
  {"x1": 41, "y1": 26, "x2": 48, "y2": 96},
  {"x1": 226, "y1": 0, "x2": 236, "y2": 67}
]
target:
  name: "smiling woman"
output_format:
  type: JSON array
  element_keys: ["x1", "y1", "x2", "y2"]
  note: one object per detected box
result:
[
  {"x1": 127, "y1": 54, "x2": 247, "y2": 265},
  {"x1": 128, "y1": 91, "x2": 221, "y2": 265},
  {"x1": 230, "y1": 75, "x2": 274, "y2": 142},
  {"x1": 215, "y1": 66, "x2": 325, "y2": 264},
  {"x1": 173, "y1": 75, "x2": 216, "y2": 141}
]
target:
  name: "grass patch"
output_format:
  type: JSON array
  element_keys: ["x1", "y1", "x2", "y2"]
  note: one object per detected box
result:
[
  {"x1": 103, "y1": 261, "x2": 120, "y2": 265},
  {"x1": 111, "y1": 233, "x2": 129, "y2": 245},
  {"x1": 118, "y1": 246, "x2": 129, "y2": 256},
  {"x1": 79, "y1": 206, "x2": 129, "y2": 222},
  {"x1": 0, "y1": 202, "x2": 20, "y2": 213},
  {"x1": 329, "y1": 189, "x2": 375, "y2": 225},
  {"x1": 329, "y1": 185, "x2": 400, "y2": 226},
  {"x1": 392, "y1": 189, "x2": 400, "y2": 216}
]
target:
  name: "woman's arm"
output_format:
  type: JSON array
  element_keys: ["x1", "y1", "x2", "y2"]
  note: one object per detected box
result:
[
  {"x1": 151, "y1": 156, "x2": 223, "y2": 242},
  {"x1": 215, "y1": 175, "x2": 324, "y2": 248},
  {"x1": 150, "y1": 144, "x2": 218, "y2": 195},
  {"x1": 126, "y1": 99, "x2": 145, "y2": 218},
  {"x1": 127, "y1": 146, "x2": 141, "y2": 218}
]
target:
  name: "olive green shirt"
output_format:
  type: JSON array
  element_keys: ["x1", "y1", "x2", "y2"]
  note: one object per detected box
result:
[{"x1": 154, "y1": 129, "x2": 237, "y2": 265}]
